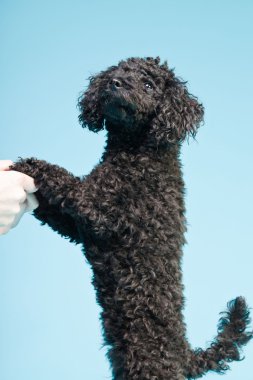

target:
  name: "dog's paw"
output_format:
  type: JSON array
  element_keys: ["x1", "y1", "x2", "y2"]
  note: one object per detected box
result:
[{"x1": 11, "y1": 158, "x2": 48, "y2": 188}]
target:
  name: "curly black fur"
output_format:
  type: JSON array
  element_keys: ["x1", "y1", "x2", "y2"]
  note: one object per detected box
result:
[{"x1": 12, "y1": 57, "x2": 252, "y2": 379}]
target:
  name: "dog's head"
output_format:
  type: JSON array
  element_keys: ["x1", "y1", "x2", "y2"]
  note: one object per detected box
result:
[{"x1": 78, "y1": 57, "x2": 204, "y2": 146}]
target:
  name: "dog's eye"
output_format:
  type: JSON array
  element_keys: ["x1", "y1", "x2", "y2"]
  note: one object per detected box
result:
[{"x1": 144, "y1": 82, "x2": 153, "y2": 91}]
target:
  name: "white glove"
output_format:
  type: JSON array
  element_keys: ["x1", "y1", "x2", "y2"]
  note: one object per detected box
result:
[{"x1": 0, "y1": 160, "x2": 39, "y2": 235}]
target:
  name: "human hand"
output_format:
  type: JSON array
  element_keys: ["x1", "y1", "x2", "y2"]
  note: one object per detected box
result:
[{"x1": 0, "y1": 160, "x2": 39, "y2": 235}]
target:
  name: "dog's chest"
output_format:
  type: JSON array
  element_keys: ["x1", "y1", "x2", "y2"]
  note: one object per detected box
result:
[{"x1": 84, "y1": 156, "x2": 185, "y2": 247}]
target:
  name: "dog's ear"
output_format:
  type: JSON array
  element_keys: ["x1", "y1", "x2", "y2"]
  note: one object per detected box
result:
[
  {"x1": 78, "y1": 72, "x2": 107, "y2": 132},
  {"x1": 150, "y1": 75, "x2": 204, "y2": 145}
]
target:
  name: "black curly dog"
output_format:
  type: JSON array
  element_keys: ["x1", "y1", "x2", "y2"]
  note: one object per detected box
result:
[{"x1": 13, "y1": 57, "x2": 252, "y2": 379}]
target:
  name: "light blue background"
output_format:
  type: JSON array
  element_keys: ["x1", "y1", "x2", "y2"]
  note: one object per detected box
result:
[{"x1": 1, "y1": 1, "x2": 252, "y2": 379}]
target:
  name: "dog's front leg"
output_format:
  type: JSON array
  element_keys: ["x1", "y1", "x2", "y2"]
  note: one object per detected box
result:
[
  {"x1": 11, "y1": 158, "x2": 82, "y2": 242},
  {"x1": 12, "y1": 158, "x2": 80, "y2": 206}
]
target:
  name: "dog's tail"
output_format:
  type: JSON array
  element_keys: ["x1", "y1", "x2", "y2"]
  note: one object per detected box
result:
[{"x1": 185, "y1": 297, "x2": 252, "y2": 379}]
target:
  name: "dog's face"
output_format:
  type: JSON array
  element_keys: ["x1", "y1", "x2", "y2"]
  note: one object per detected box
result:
[
  {"x1": 100, "y1": 58, "x2": 165, "y2": 132},
  {"x1": 78, "y1": 57, "x2": 204, "y2": 146}
]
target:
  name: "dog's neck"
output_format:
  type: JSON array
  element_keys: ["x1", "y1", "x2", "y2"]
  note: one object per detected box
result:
[
  {"x1": 104, "y1": 120, "x2": 179, "y2": 149},
  {"x1": 102, "y1": 130, "x2": 182, "y2": 176}
]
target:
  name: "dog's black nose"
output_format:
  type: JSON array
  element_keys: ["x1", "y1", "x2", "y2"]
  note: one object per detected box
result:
[{"x1": 110, "y1": 78, "x2": 122, "y2": 89}]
